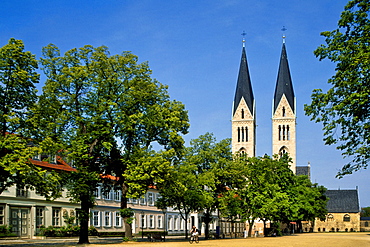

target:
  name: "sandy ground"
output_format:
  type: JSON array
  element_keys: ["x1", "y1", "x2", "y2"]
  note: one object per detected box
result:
[{"x1": 85, "y1": 232, "x2": 370, "y2": 247}]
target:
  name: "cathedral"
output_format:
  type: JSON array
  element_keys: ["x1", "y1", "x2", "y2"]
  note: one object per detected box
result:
[{"x1": 232, "y1": 36, "x2": 297, "y2": 173}]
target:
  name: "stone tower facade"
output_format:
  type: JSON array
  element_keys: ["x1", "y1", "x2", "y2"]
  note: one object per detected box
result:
[
  {"x1": 272, "y1": 41, "x2": 296, "y2": 173},
  {"x1": 232, "y1": 40, "x2": 256, "y2": 156}
]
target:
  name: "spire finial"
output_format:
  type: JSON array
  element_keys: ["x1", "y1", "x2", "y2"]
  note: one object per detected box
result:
[
  {"x1": 281, "y1": 26, "x2": 287, "y2": 43},
  {"x1": 241, "y1": 31, "x2": 246, "y2": 47}
]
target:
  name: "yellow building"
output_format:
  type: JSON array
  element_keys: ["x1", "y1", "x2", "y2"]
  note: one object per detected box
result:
[{"x1": 315, "y1": 189, "x2": 360, "y2": 232}]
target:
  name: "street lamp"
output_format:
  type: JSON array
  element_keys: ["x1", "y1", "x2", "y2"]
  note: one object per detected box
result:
[
  {"x1": 141, "y1": 210, "x2": 145, "y2": 239},
  {"x1": 161, "y1": 208, "x2": 167, "y2": 242}
]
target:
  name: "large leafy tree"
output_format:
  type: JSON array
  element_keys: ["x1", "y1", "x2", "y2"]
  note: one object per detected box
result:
[
  {"x1": 35, "y1": 44, "x2": 114, "y2": 244},
  {"x1": 0, "y1": 38, "x2": 61, "y2": 199},
  {"x1": 304, "y1": 0, "x2": 370, "y2": 177},
  {"x1": 156, "y1": 160, "x2": 204, "y2": 239},
  {"x1": 185, "y1": 134, "x2": 235, "y2": 239},
  {"x1": 235, "y1": 155, "x2": 294, "y2": 237},
  {"x1": 35, "y1": 43, "x2": 189, "y2": 242},
  {"x1": 158, "y1": 133, "x2": 237, "y2": 239},
  {"x1": 288, "y1": 175, "x2": 327, "y2": 231}
]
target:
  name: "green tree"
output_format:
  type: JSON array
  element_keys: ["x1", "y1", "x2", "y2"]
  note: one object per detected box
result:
[
  {"x1": 288, "y1": 175, "x2": 328, "y2": 232},
  {"x1": 156, "y1": 161, "x2": 203, "y2": 239},
  {"x1": 36, "y1": 43, "x2": 189, "y2": 242},
  {"x1": 0, "y1": 38, "x2": 61, "y2": 200},
  {"x1": 304, "y1": 0, "x2": 370, "y2": 177},
  {"x1": 241, "y1": 155, "x2": 294, "y2": 236},
  {"x1": 185, "y1": 134, "x2": 234, "y2": 239},
  {"x1": 35, "y1": 44, "x2": 119, "y2": 244},
  {"x1": 361, "y1": 207, "x2": 370, "y2": 217}
]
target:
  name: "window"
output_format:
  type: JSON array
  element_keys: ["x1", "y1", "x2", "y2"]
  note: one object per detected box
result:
[
  {"x1": 94, "y1": 186, "x2": 101, "y2": 199},
  {"x1": 174, "y1": 217, "x2": 178, "y2": 230},
  {"x1": 245, "y1": 126, "x2": 248, "y2": 142},
  {"x1": 282, "y1": 107, "x2": 286, "y2": 117},
  {"x1": 147, "y1": 193, "x2": 154, "y2": 206},
  {"x1": 241, "y1": 109, "x2": 244, "y2": 119},
  {"x1": 140, "y1": 214, "x2": 147, "y2": 228},
  {"x1": 278, "y1": 125, "x2": 281, "y2": 140},
  {"x1": 49, "y1": 154, "x2": 57, "y2": 164},
  {"x1": 157, "y1": 215, "x2": 163, "y2": 228},
  {"x1": 287, "y1": 125, "x2": 290, "y2": 140},
  {"x1": 104, "y1": 211, "x2": 111, "y2": 227},
  {"x1": 16, "y1": 187, "x2": 28, "y2": 198},
  {"x1": 115, "y1": 212, "x2": 122, "y2": 227},
  {"x1": 343, "y1": 214, "x2": 350, "y2": 222},
  {"x1": 33, "y1": 153, "x2": 41, "y2": 160},
  {"x1": 237, "y1": 127, "x2": 240, "y2": 142},
  {"x1": 114, "y1": 190, "x2": 121, "y2": 201},
  {"x1": 92, "y1": 211, "x2": 100, "y2": 227},
  {"x1": 0, "y1": 205, "x2": 4, "y2": 225},
  {"x1": 365, "y1": 222, "x2": 369, "y2": 227},
  {"x1": 36, "y1": 207, "x2": 44, "y2": 227},
  {"x1": 140, "y1": 195, "x2": 146, "y2": 205},
  {"x1": 52, "y1": 208, "x2": 61, "y2": 226},
  {"x1": 149, "y1": 215, "x2": 154, "y2": 228},
  {"x1": 132, "y1": 198, "x2": 138, "y2": 204},
  {"x1": 327, "y1": 214, "x2": 334, "y2": 221},
  {"x1": 168, "y1": 216, "x2": 172, "y2": 231},
  {"x1": 102, "y1": 189, "x2": 112, "y2": 200}
]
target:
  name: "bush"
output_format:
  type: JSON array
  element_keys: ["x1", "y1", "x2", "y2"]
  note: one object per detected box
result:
[
  {"x1": 88, "y1": 226, "x2": 98, "y2": 236},
  {"x1": 0, "y1": 225, "x2": 16, "y2": 238}
]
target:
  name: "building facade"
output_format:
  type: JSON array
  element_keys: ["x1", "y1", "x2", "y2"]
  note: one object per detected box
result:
[{"x1": 315, "y1": 189, "x2": 360, "y2": 232}]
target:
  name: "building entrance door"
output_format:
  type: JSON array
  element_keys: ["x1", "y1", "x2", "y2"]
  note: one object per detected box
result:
[{"x1": 10, "y1": 207, "x2": 30, "y2": 238}]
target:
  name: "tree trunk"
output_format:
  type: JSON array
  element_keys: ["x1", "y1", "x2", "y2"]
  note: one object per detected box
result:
[
  {"x1": 121, "y1": 184, "x2": 133, "y2": 240},
  {"x1": 203, "y1": 211, "x2": 212, "y2": 240},
  {"x1": 78, "y1": 195, "x2": 90, "y2": 244},
  {"x1": 247, "y1": 218, "x2": 254, "y2": 237}
]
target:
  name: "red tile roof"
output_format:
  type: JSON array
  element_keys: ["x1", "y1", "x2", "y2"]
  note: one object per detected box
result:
[{"x1": 31, "y1": 157, "x2": 76, "y2": 172}]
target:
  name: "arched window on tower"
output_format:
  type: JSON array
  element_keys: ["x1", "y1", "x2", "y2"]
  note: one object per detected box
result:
[
  {"x1": 237, "y1": 127, "x2": 240, "y2": 142},
  {"x1": 245, "y1": 126, "x2": 248, "y2": 142},
  {"x1": 241, "y1": 109, "x2": 244, "y2": 119},
  {"x1": 278, "y1": 125, "x2": 281, "y2": 141},
  {"x1": 241, "y1": 127, "x2": 244, "y2": 142},
  {"x1": 287, "y1": 125, "x2": 290, "y2": 140},
  {"x1": 279, "y1": 146, "x2": 288, "y2": 158},
  {"x1": 282, "y1": 125, "x2": 286, "y2": 140},
  {"x1": 239, "y1": 148, "x2": 246, "y2": 157},
  {"x1": 282, "y1": 107, "x2": 286, "y2": 117}
]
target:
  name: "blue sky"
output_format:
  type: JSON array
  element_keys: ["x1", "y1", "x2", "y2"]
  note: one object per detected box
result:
[{"x1": 2, "y1": 0, "x2": 369, "y2": 207}]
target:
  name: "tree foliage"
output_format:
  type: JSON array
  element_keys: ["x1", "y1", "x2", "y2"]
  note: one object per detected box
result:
[
  {"x1": 304, "y1": 0, "x2": 370, "y2": 177},
  {"x1": 158, "y1": 133, "x2": 236, "y2": 239},
  {"x1": 34, "y1": 43, "x2": 189, "y2": 242},
  {"x1": 361, "y1": 206, "x2": 370, "y2": 217},
  {"x1": 0, "y1": 38, "x2": 61, "y2": 199}
]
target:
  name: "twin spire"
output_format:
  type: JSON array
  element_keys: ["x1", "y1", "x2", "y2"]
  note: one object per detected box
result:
[{"x1": 233, "y1": 30, "x2": 294, "y2": 117}]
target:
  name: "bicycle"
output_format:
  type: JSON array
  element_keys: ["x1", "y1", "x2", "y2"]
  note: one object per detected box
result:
[{"x1": 189, "y1": 234, "x2": 199, "y2": 244}]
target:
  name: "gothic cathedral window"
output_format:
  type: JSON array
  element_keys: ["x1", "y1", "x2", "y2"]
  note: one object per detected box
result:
[{"x1": 238, "y1": 127, "x2": 240, "y2": 142}]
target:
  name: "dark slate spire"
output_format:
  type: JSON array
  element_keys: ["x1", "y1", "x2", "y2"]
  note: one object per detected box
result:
[
  {"x1": 233, "y1": 42, "x2": 254, "y2": 116},
  {"x1": 273, "y1": 42, "x2": 295, "y2": 114}
]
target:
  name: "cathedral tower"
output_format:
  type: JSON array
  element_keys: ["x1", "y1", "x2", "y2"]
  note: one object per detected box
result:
[
  {"x1": 272, "y1": 38, "x2": 296, "y2": 173},
  {"x1": 232, "y1": 39, "x2": 256, "y2": 156}
]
